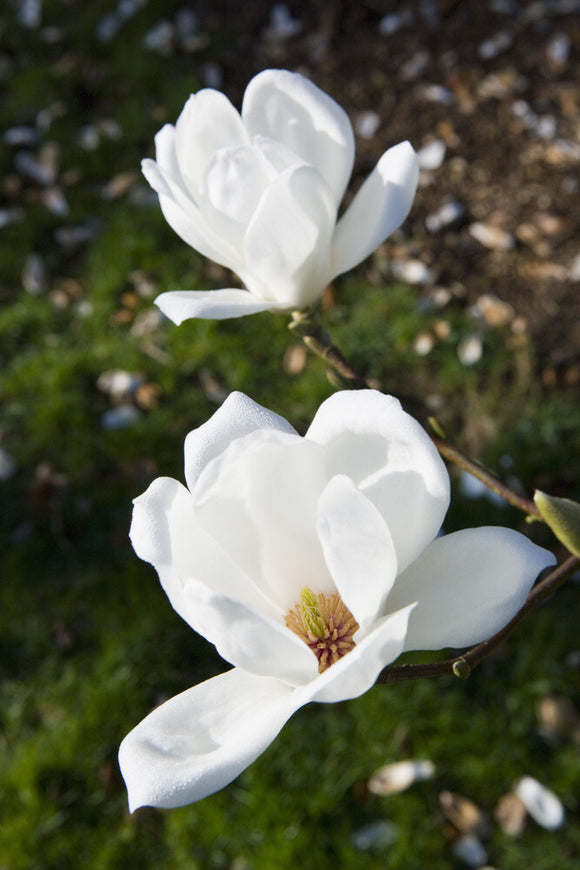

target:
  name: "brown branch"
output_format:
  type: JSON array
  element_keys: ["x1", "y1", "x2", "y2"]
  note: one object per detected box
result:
[
  {"x1": 376, "y1": 554, "x2": 579, "y2": 684},
  {"x1": 431, "y1": 438, "x2": 541, "y2": 518}
]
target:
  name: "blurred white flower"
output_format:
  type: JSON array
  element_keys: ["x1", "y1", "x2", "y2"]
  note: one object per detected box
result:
[
  {"x1": 119, "y1": 390, "x2": 554, "y2": 809},
  {"x1": 142, "y1": 70, "x2": 419, "y2": 321}
]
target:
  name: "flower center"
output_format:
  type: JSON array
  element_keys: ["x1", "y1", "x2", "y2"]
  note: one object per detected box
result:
[{"x1": 285, "y1": 587, "x2": 359, "y2": 673}]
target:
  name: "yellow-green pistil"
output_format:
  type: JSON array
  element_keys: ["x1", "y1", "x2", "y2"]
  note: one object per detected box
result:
[{"x1": 285, "y1": 587, "x2": 359, "y2": 673}]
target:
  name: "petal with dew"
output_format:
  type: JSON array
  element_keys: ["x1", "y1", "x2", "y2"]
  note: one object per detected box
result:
[
  {"x1": 317, "y1": 475, "x2": 398, "y2": 635},
  {"x1": 387, "y1": 526, "x2": 556, "y2": 652},
  {"x1": 307, "y1": 390, "x2": 450, "y2": 573},
  {"x1": 119, "y1": 669, "x2": 300, "y2": 810},
  {"x1": 184, "y1": 392, "x2": 297, "y2": 493},
  {"x1": 155, "y1": 289, "x2": 278, "y2": 325},
  {"x1": 242, "y1": 69, "x2": 355, "y2": 207},
  {"x1": 331, "y1": 141, "x2": 419, "y2": 279}
]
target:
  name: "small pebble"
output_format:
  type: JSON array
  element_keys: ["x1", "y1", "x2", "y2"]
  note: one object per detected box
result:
[
  {"x1": 368, "y1": 759, "x2": 435, "y2": 796},
  {"x1": 479, "y1": 29, "x2": 513, "y2": 60},
  {"x1": 264, "y1": 4, "x2": 302, "y2": 40},
  {"x1": 379, "y1": 9, "x2": 413, "y2": 35},
  {"x1": 392, "y1": 259, "x2": 433, "y2": 285},
  {"x1": 143, "y1": 20, "x2": 175, "y2": 54},
  {"x1": 418, "y1": 140, "x2": 446, "y2": 171},
  {"x1": 414, "y1": 332, "x2": 434, "y2": 356},
  {"x1": 201, "y1": 61, "x2": 223, "y2": 89},
  {"x1": 22, "y1": 253, "x2": 48, "y2": 295},
  {"x1": 426, "y1": 201, "x2": 465, "y2": 232},
  {"x1": 495, "y1": 792, "x2": 528, "y2": 837},
  {"x1": 0, "y1": 207, "x2": 25, "y2": 228},
  {"x1": 439, "y1": 790, "x2": 490, "y2": 837},
  {"x1": 18, "y1": 0, "x2": 42, "y2": 28},
  {"x1": 352, "y1": 820, "x2": 398, "y2": 850},
  {"x1": 514, "y1": 776, "x2": 565, "y2": 830},
  {"x1": 472, "y1": 293, "x2": 514, "y2": 327},
  {"x1": 452, "y1": 835, "x2": 487, "y2": 868},
  {"x1": 40, "y1": 187, "x2": 69, "y2": 216},
  {"x1": 457, "y1": 334, "x2": 483, "y2": 366},
  {"x1": 400, "y1": 50, "x2": 430, "y2": 80},
  {"x1": 101, "y1": 405, "x2": 141, "y2": 430},
  {"x1": 547, "y1": 32, "x2": 570, "y2": 67},
  {"x1": 469, "y1": 222, "x2": 515, "y2": 251},
  {"x1": 356, "y1": 111, "x2": 380, "y2": 139},
  {"x1": 418, "y1": 84, "x2": 454, "y2": 105},
  {"x1": 4, "y1": 126, "x2": 39, "y2": 147},
  {"x1": 0, "y1": 447, "x2": 17, "y2": 480}
]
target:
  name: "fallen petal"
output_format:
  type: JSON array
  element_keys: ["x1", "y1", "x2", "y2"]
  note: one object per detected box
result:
[
  {"x1": 514, "y1": 776, "x2": 565, "y2": 830},
  {"x1": 368, "y1": 759, "x2": 435, "y2": 796}
]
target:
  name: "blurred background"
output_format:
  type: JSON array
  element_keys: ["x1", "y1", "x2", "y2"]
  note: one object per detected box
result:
[{"x1": 1, "y1": 1, "x2": 579, "y2": 867}]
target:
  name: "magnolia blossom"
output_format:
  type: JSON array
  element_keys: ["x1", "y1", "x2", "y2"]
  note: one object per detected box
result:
[
  {"x1": 119, "y1": 390, "x2": 555, "y2": 810},
  {"x1": 142, "y1": 69, "x2": 419, "y2": 321}
]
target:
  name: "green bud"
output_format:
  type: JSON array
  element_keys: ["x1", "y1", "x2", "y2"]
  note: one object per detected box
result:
[
  {"x1": 534, "y1": 490, "x2": 580, "y2": 558},
  {"x1": 299, "y1": 587, "x2": 325, "y2": 638}
]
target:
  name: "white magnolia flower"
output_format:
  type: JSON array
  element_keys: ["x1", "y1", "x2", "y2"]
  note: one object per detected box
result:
[
  {"x1": 142, "y1": 69, "x2": 419, "y2": 322},
  {"x1": 119, "y1": 390, "x2": 554, "y2": 810}
]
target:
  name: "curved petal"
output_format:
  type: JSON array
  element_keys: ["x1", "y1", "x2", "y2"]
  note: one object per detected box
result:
[
  {"x1": 307, "y1": 390, "x2": 450, "y2": 572},
  {"x1": 152, "y1": 124, "x2": 181, "y2": 180},
  {"x1": 184, "y1": 392, "x2": 297, "y2": 493},
  {"x1": 193, "y1": 431, "x2": 334, "y2": 612},
  {"x1": 243, "y1": 164, "x2": 334, "y2": 307},
  {"x1": 155, "y1": 289, "x2": 278, "y2": 324},
  {"x1": 181, "y1": 579, "x2": 318, "y2": 685},
  {"x1": 142, "y1": 158, "x2": 243, "y2": 272},
  {"x1": 119, "y1": 669, "x2": 300, "y2": 810},
  {"x1": 129, "y1": 476, "x2": 279, "y2": 624},
  {"x1": 242, "y1": 69, "x2": 355, "y2": 207},
  {"x1": 174, "y1": 90, "x2": 249, "y2": 191},
  {"x1": 317, "y1": 475, "x2": 398, "y2": 635},
  {"x1": 387, "y1": 527, "x2": 556, "y2": 651},
  {"x1": 297, "y1": 603, "x2": 414, "y2": 704},
  {"x1": 331, "y1": 141, "x2": 419, "y2": 279}
]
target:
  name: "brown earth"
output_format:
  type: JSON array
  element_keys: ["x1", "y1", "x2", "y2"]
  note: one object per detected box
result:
[{"x1": 209, "y1": 0, "x2": 580, "y2": 384}]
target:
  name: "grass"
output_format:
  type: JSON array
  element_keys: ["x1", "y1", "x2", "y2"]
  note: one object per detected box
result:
[{"x1": 1, "y1": 2, "x2": 579, "y2": 868}]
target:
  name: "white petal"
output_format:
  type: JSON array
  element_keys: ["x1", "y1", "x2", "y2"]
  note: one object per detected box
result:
[
  {"x1": 152, "y1": 124, "x2": 181, "y2": 179},
  {"x1": 387, "y1": 527, "x2": 556, "y2": 651},
  {"x1": 174, "y1": 90, "x2": 249, "y2": 191},
  {"x1": 184, "y1": 391, "x2": 296, "y2": 492},
  {"x1": 155, "y1": 289, "x2": 278, "y2": 324},
  {"x1": 181, "y1": 579, "x2": 318, "y2": 684},
  {"x1": 243, "y1": 164, "x2": 334, "y2": 307},
  {"x1": 242, "y1": 69, "x2": 355, "y2": 207},
  {"x1": 119, "y1": 669, "x2": 299, "y2": 810},
  {"x1": 307, "y1": 390, "x2": 450, "y2": 572},
  {"x1": 194, "y1": 431, "x2": 333, "y2": 612},
  {"x1": 142, "y1": 154, "x2": 238, "y2": 270},
  {"x1": 317, "y1": 475, "x2": 398, "y2": 635},
  {"x1": 129, "y1": 476, "x2": 276, "y2": 625},
  {"x1": 331, "y1": 141, "x2": 419, "y2": 279},
  {"x1": 297, "y1": 604, "x2": 414, "y2": 704}
]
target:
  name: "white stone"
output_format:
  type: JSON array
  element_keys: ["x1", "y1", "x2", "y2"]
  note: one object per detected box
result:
[
  {"x1": 457, "y1": 334, "x2": 483, "y2": 366},
  {"x1": 514, "y1": 776, "x2": 565, "y2": 830},
  {"x1": 356, "y1": 111, "x2": 380, "y2": 139},
  {"x1": 368, "y1": 759, "x2": 435, "y2": 795},
  {"x1": 418, "y1": 139, "x2": 446, "y2": 170}
]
